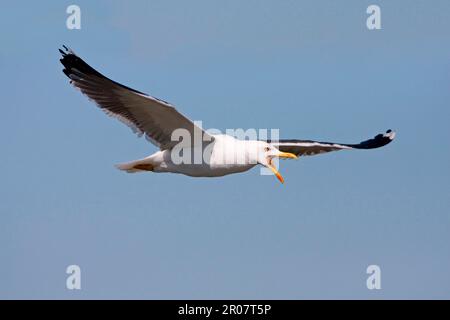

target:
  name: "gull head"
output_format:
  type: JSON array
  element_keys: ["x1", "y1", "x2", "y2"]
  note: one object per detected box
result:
[{"x1": 253, "y1": 141, "x2": 298, "y2": 184}]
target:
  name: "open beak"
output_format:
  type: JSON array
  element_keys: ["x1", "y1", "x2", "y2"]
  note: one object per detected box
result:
[
  {"x1": 268, "y1": 165, "x2": 285, "y2": 184},
  {"x1": 277, "y1": 152, "x2": 298, "y2": 160},
  {"x1": 267, "y1": 152, "x2": 298, "y2": 184}
]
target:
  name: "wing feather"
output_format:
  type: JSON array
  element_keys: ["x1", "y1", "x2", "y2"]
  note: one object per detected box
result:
[
  {"x1": 59, "y1": 47, "x2": 212, "y2": 149},
  {"x1": 268, "y1": 130, "x2": 396, "y2": 157}
]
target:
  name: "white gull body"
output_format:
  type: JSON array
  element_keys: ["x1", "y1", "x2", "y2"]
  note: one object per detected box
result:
[
  {"x1": 59, "y1": 47, "x2": 395, "y2": 184},
  {"x1": 117, "y1": 134, "x2": 269, "y2": 177}
]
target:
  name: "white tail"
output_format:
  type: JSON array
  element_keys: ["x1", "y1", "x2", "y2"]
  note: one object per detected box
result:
[{"x1": 115, "y1": 158, "x2": 154, "y2": 173}]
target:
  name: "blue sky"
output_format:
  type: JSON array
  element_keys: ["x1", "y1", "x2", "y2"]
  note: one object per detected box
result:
[{"x1": 0, "y1": 0, "x2": 449, "y2": 299}]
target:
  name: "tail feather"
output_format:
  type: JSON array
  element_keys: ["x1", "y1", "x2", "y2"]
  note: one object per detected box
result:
[{"x1": 115, "y1": 158, "x2": 154, "y2": 173}]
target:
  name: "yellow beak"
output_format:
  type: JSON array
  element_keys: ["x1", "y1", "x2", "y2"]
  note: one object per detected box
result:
[
  {"x1": 277, "y1": 152, "x2": 298, "y2": 160},
  {"x1": 268, "y1": 165, "x2": 285, "y2": 184},
  {"x1": 268, "y1": 152, "x2": 298, "y2": 184}
]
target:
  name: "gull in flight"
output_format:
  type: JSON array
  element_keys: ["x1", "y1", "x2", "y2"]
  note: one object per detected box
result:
[{"x1": 59, "y1": 46, "x2": 395, "y2": 184}]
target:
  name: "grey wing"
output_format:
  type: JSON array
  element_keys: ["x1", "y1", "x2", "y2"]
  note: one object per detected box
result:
[
  {"x1": 268, "y1": 130, "x2": 396, "y2": 156},
  {"x1": 59, "y1": 46, "x2": 213, "y2": 150}
]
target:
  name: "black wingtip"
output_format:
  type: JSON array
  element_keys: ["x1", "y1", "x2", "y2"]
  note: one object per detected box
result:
[
  {"x1": 59, "y1": 45, "x2": 69, "y2": 56},
  {"x1": 353, "y1": 129, "x2": 396, "y2": 149},
  {"x1": 59, "y1": 46, "x2": 104, "y2": 80},
  {"x1": 382, "y1": 129, "x2": 396, "y2": 141},
  {"x1": 58, "y1": 46, "x2": 148, "y2": 96}
]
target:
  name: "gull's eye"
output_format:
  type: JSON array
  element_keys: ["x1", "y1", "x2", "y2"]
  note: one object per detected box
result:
[{"x1": 264, "y1": 147, "x2": 270, "y2": 152}]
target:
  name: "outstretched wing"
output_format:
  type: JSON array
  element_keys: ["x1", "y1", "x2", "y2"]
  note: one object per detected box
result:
[
  {"x1": 59, "y1": 46, "x2": 213, "y2": 150},
  {"x1": 268, "y1": 130, "x2": 396, "y2": 157}
]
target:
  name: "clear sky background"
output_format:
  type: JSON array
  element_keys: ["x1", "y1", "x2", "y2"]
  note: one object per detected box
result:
[{"x1": 0, "y1": 0, "x2": 449, "y2": 299}]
